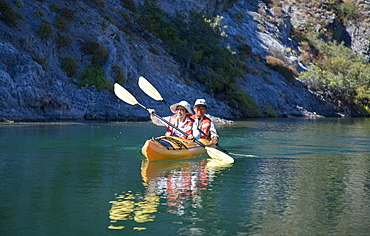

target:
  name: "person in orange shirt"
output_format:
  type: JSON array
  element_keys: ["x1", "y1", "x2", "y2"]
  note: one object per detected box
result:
[{"x1": 191, "y1": 99, "x2": 219, "y2": 144}]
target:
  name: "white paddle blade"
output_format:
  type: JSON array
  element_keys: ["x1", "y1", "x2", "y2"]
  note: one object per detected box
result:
[
  {"x1": 138, "y1": 76, "x2": 164, "y2": 101},
  {"x1": 114, "y1": 83, "x2": 138, "y2": 105},
  {"x1": 205, "y1": 147, "x2": 234, "y2": 163},
  {"x1": 206, "y1": 158, "x2": 233, "y2": 171}
]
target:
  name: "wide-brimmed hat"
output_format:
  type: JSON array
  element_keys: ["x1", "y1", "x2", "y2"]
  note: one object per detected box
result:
[
  {"x1": 170, "y1": 101, "x2": 193, "y2": 115},
  {"x1": 194, "y1": 99, "x2": 207, "y2": 108}
]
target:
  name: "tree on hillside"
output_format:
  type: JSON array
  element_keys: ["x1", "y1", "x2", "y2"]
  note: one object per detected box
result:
[{"x1": 299, "y1": 34, "x2": 370, "y2": 114}]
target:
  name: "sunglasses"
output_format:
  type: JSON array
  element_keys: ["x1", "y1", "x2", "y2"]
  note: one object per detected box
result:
[{"x1": 175, "y1": 108, "x2": 186, "y2": 112}]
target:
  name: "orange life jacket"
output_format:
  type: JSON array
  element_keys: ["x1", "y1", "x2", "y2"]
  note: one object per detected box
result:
[
  {"x1": 165, "y1": 115, "x2": 194, "y2": 139},
  {"x1": 191, "y1": 115, "x2": 212, "y2": 139}
]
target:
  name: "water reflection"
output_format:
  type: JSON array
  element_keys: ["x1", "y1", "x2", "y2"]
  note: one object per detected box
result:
[
  {"x1": 108, "y1": 158, "x2": 232, "y2": 231},
  {"x1": 108, "y1": 191, "x2": 159, "y2": 230}
]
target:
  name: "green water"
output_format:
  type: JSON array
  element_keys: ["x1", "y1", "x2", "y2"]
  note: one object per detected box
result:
[{"x1": 0, "y1": 118, "x2": 370, "y2": 235}]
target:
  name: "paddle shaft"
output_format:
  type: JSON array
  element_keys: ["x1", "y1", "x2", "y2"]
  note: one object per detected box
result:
[
  {"x1": 162, "y1": 99, "x2": 171, "y2": 107},
  {"x1": 196, "y1": 127, "x2": 229, "y2": 154}
]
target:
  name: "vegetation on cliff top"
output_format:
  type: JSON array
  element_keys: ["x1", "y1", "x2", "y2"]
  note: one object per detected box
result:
[
  {"x1": 136, "y1": 0, "x2": 261, "y2": 116},
  {"x1": 298, "y1": 32, "x2": 370, "y2": 114},
  {"x1": 265, "y1": 0, "x2": 370, "y2": 114}
]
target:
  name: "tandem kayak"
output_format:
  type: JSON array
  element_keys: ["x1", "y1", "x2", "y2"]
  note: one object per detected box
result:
[{"x1": 141, "y1": 136, "x2": 213, "y2": 161}]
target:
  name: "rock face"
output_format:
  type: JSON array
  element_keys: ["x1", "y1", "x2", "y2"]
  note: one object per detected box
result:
[{"x1": 0, "y1": 0, "x2": 369, "y2": 121}]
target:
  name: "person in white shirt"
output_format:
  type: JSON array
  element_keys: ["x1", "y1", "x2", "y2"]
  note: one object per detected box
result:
[{"x1": 148, "y1": 101, "x2": 194, "y2": 139}]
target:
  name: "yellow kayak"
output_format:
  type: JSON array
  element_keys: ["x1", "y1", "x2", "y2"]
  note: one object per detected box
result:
[{"x1": 141, "y1": 136, "x2": 212, "y2": 161}]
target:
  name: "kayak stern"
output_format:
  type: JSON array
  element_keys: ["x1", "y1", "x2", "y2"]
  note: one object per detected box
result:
[{"x1": 141, "y1": 136, "x2": 211, "y2": 161}]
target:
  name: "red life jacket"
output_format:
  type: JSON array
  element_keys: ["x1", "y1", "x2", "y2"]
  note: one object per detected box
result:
[
  {"x1": 165, "y1": 115, "x2": 194, "y2": 139},
  {"x1": 191, "y1": 115, "x2": 212, "y2": 139}
]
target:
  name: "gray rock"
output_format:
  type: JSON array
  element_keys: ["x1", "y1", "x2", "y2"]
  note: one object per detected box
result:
[{"x1": 0, "y1": 0, "x2": 369, "y2": 122}]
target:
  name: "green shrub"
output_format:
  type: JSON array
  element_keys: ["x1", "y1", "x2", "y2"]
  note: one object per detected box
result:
[
  {"x1": 91, "y1": 46, "x2": 109, "y2": 67},
  {"x1": 135, "y1": 1, "x2": 257, "y2": 116},
  {"x1": 37, "y1": 20, "x2": 53, "y2": 38},
  {"x1": 121, "y1": 0, "x2": 136, "y2": 12},
  {"x1": 237, "y1": 43, "x2": 252, "y2": 57},
  {"x1": 50, "y1": 4, "x2": 61, "y2": 12},
  {"x1": 61, "y1": 57, "x2": 77, "y2": 77},
  {"x1": 110, "y1": 64, "x2": 126, "y2": 84},
  {"x1": 333, "y1": 1, "x2": 359, "y2": 25},
  {"x1": 15, "y1": 0, "x2": 23, "y2": 8},
  {"x1": 265, "y1": 56, "x2": 299, "y2": 83},
  {"x1": 148, "y1": 46, "x2": 159, "y2": 55},
  {"x1": 0, "y1": 0, "x2": 23, "y2": 27},
  {"x1": 56, "y1": 33, "x2": 72, "y2": 49},
  {"x1": 229, "y1": 89, "x2": 262, "y2": 117},
  {"x1": 266, "y1": 105, "x2": 278, "y2": 117},
  {"x1": 299, "y1": 34, "x2": 370, "y2": 114},
  {"x1": 81, "y1": 39, "x2": 100, "y2": 55},
  {"x1": 118, "y1": 10, "x2": 132, "y2": 23},
  {"x1": 34, "y1": 10, "x2": 44, "y2": 17},
  {"x1": 85, "y1": 0, "x2": 106, "y2": 8},
  {"x1": 235, "y1": 12, "x2": 243, "y2": 21},
  {"x1": 77, "y1": 66, "x2": 112, "y2": 91},
  {"x1": 54, "y1": 7, "x2": 75, "y2": 31},
  {"x1": 32, "y1": 52, "x2": 48, "y2": 71},
  {"x1": 135, "y1": 0, "x2": 178, "y2": 43},
  {"x1": 60, "y1": 7, "x2": 75, "y2": 21}
]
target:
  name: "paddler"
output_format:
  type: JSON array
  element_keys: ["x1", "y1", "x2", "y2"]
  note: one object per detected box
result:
[
  {"x1": 148, "y1": 101, "x2": 194, "y2": 139},
  {"x1": 191, "y1": 99, "x2": 219, "y2": 145}
]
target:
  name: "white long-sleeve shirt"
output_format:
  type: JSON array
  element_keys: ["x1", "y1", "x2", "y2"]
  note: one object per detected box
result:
[{"x1": 151, "y1": 115, "x2": 193, "y2": 138}]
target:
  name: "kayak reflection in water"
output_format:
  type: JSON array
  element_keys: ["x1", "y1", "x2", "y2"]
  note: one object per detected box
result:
[
  {"x1": 143, "y1": 160, "x2": 209, "y2": 215},
  {"x1": 147, "y1": 101, "x2": 194, "y2": 140},
  {"x1": 108, "y1": 159, "x2": 232, "y2": 230}
]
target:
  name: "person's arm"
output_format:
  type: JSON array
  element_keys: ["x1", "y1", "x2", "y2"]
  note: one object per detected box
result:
[
  {"x1": 209, "y1": 121, "x2": 219, "y2": 144},
  {"x1": 148, "y1": 109, "x2": 169, "y2": 126},
  {"x1": 192, "y1": 119, "x2": 201, "y2": 139}
]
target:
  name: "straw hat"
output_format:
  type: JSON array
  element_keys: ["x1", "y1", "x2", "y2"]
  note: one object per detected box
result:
[{"x1": 170, "y1": 101, "x2": 193, "y2": 115}]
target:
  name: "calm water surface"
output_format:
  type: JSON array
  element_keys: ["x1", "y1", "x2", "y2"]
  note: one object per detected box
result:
[{"x1": 1, "y1": 118, "x2": 370, "y2": 235}]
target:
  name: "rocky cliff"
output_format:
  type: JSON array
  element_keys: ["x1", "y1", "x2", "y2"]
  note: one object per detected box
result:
[{"x1": 1, "y1": 0, "x2": 369, "y2": 121}]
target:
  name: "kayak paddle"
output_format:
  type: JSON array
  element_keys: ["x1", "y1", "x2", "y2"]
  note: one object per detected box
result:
[
  {"x1": 138, "y1": 76, "x2": 171, "y2": 106},
  {"x1": 114, "y1": 83, "x2": 234, "y2": 163},
  {"x1": 138, "y1": 76, "x2": 232, "y2": 154}
]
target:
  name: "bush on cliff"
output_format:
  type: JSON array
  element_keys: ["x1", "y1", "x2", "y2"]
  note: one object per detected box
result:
[
  {"x1": 299, "y1": 33, "x2": 370, "y2": 114},
  {"x1": 77, "y1": 40, "x2": 111, "y2": 90},
  {"x1": 77, "y1": 66, "x2": 112, "y2": 91},
  {"x1": 265, "y1": 56, "x2": 299, "y2": 84},
  {"x1": 61, "y1": 57, "x2": 78, "y2": 77},
  {"x1": 0, "y1": 0, "x2": 23, "y2": 28},
  {"x1": 135, "y1": 0, "x2": 260, "y2": 116},
  {"x1": 110, "y1": 65, "x2": 126, "y2": 85}
]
